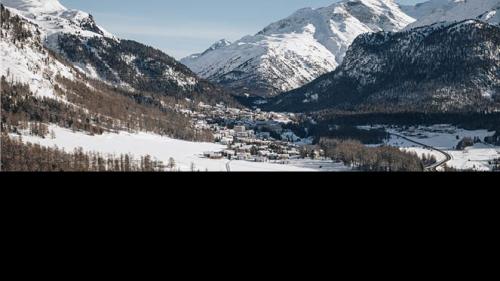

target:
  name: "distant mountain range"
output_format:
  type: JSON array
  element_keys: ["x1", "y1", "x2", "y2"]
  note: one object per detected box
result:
[
  {"x1": 264, "y1": 19, "x2": 500, "y2": 113},
  {"x1": 1, "y1": 0, "x2": 499, "y2": 116},
  {"x1": 181, "y1": 0, "x2": 414, "y2": 97},
  {"x1": 183, "y1": 0, "x2": 500, "y2": 100}
]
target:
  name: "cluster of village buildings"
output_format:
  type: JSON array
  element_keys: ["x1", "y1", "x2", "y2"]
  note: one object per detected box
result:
[
  {"x1": 177, "y1": 102, "x2": 323, "y2": 163},
  {"x1": 206, "y1": 125, "x2": 303, "y2": 163}
]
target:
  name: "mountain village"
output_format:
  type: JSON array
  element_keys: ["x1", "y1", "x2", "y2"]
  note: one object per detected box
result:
[{"x1": 180, "y1": 102, "x2": 322, "y2": 164}]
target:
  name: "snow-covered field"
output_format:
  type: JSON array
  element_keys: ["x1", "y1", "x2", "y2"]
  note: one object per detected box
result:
[
  {"x1": 385, "y1": 124, "x2": 495, "y2": 150},
  {"x1": 446, "y1": 144, "x2": 499, "y2": 171},
  {"x1": 9, "y1": 125, "x2": 350, "y2": 172},
  {"x1": 384, "y1": 125, "x2": 499, "y2": 171},
  {"x1": 9, "y1": 123, "x2": 499, "y2": 172}
]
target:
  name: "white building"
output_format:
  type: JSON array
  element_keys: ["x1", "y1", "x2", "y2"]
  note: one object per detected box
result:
[{"x1": 220, "y1": 137, "x2": 234, "y2": 145}]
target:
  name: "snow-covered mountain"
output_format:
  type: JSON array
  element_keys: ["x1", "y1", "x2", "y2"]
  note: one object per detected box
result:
[
  {"x1": 0, "y1": 0, "x2": 233, "y2": 103},
  {"x1": 183, "y1": 39, "x2": 232, "y2": 61},
  {"x1": 265, "y1": 20, "x2": 500, "y2": 113},
  {"x1": 0, "y1": 3, "x2": 222, "y2": 143},
  {"x1": 0, "y1": 0, "x2": 113, "y2": 39},
  {"x1": 402, "y1": 0, "x2": 500, "y2": 29},
  {"x1": 1, "y1": 0, "x2": 64, "y2": 13},
  {"x1": 181, "y1": 0, "x2": 415, "y2": 97}
]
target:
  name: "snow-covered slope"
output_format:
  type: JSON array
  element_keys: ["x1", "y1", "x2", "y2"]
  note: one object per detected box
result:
[
  {"x1": 0, "y1": 0, "x2": 234, "y2": 103},
  {"x1": 0, "y1": 0, "x2": 113, "y2": 39},
  {"x1": 1, "y1": 0, "x2": 64, "y2": 13},
  {"x1": 0, "y1": 4, "x2": 77, "y2": 100},
  {"x1": 181, "y1": 0, "x2": 415, "y2": 97},
  {"x1": 403, "y1": 0, "x2": 500, "y2": 29}
]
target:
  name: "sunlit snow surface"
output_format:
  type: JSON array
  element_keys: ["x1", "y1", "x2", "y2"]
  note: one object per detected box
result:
[
  {"x1": 403, "y1": 0, "x2": 500, "y2": 29},
  {"x1": 10, "y1": 125, "x2": 351, "y2": 172},
  {"x1": 1, "y1": 0, "x2": 64, "y2": 12},
  {"x1": 0, "y1": 0, "x2": 114, "y2": 38}
]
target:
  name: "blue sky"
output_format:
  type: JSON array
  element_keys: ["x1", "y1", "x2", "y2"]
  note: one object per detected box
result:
[{"x1": 60, "y1": 0, "x2": 425, "y2": 59}]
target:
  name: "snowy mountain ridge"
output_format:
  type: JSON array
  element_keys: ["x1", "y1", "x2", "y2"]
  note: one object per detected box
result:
[
  {"x1": 184, "y1": 39, "x2": 232, "y2": 61},
  {"x1": 0, "y1": 0, "x2": 114, "y2": 39},
  {"x1": 181, "y1": 0, "x2": 415, "y2": 97},
  {"x1": 0, "y1": 0, "x2": 235, "y2": 103},
  {"x1": 402, "y1": 0, "x2": 500, "y2": 29},
  {"x1": 183, "y1": 0, "x2": 500, "y2": 98},
  {"x1": 1, "y1": 0, "x2": 64, "y2": 13}
]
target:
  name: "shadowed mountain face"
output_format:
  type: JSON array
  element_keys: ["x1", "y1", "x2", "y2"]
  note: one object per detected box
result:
[{"x1": 265, "y1": 20, "x2": 500, "y2": 113}]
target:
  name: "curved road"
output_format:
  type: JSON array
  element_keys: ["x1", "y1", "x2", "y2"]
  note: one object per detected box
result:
[{"x1": 389, "y1": 133, "x2": 452, "y2": 171}]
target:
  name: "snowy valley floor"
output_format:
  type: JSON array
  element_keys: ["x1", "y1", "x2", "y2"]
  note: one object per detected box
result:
[
  {"x1": 8, "y1": 125, "x2": 350, "y2": 172},
  {"x1": 7, "y1": 124, "x2": 500, "y2": 172},
  {"x1": 383, "y1": 125, "x2": 500, "y2": 171}
]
